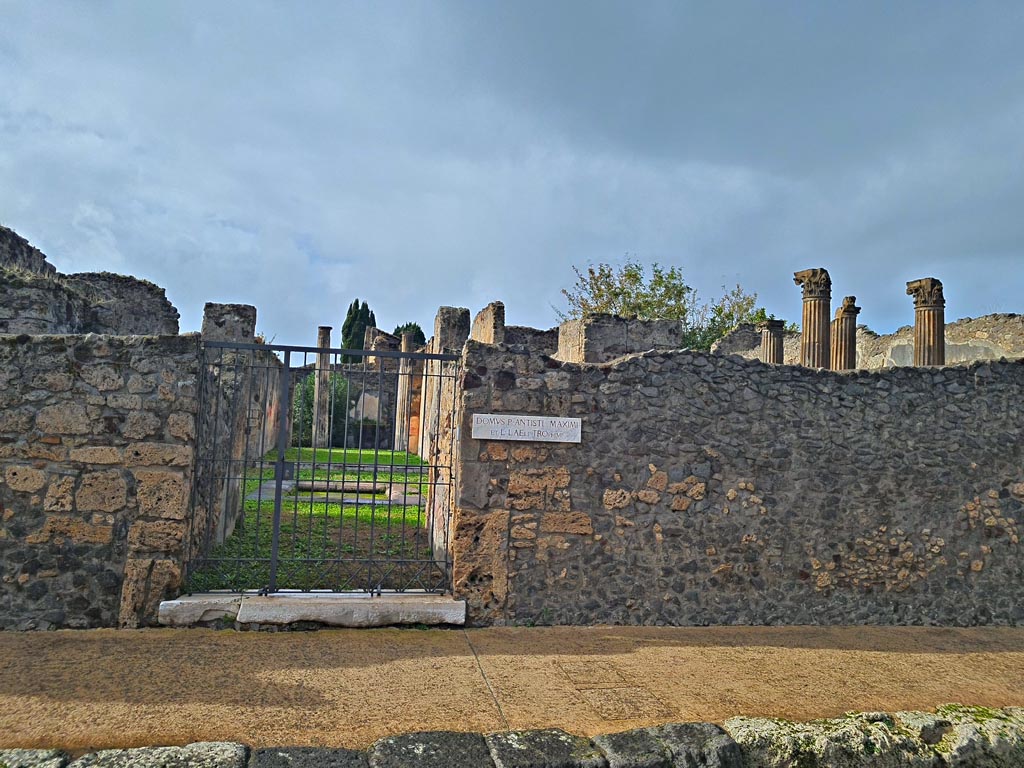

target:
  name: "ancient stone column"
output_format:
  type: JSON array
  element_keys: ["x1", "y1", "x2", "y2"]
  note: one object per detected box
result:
[
  {"x1": 312, "y1": 325, "x2": 333, "y2": 449},
  {"x1": 393, "y1": 332, "x2": 415, "y2": 453},
  {"x1": 906, "y1": 278, "x2": 945, "y2": 366},
  {"x1": 793, "y1": 268, "x2": 832, "y2": 368},
  {"x1": 758, "y1": 319, "x2": 785, "y2": 365},
  {"x1": 830, "y1": 296, "x2": 861, "y2": 371}
]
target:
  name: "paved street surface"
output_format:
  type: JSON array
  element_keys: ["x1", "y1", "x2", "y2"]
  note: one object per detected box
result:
[{"x1": 1, "y1": 625, "x2": 1022, "y2": 750}]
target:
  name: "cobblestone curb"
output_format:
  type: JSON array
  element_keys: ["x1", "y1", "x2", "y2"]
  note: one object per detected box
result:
[{"x1": 4, "y1": 706, "x2": 1024, "y2": 768}]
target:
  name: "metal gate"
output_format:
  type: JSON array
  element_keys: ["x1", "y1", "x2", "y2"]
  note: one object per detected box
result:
[{"x1": 184, "y1": 340, "x2": 461, "y2": 594}]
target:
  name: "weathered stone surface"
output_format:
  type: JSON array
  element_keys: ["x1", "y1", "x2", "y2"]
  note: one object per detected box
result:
[
  {"x1": 652, "y1": 724, "x2": 739, "y2": 767},
  {"x1": 369, "y1": 731, "x2": 493, "y2": 768},
  {"x1": 158, "y1": 594, "x2": 243, "y2": 626},
  {"x1": 132, "y1": 469, "x2": 187, "y2": 519},
  {"x1": 127, "y1": 519, "x2": 186, "y2": 552},
  {"x1": 0, "y1": 748, "x2": 68, "y2": 768},
  {"x1": 1, "y1": 333, "x2": 200, "y2": 630},
  {"x1": 69, "y1": 742, "x2": 245, "y2": 768},
  {"x1": 485, "y1": 729, "x2": 607, "y2": 768},
  {"x1": 252, "y1": 747, "x2": 367, "y2": 768},
  {"x1": 35, "y1": 403, "x2": 90, "y2": 435},
  {"x1": 591, "y1": 729, "x2": 671, "y2": 768},
  {"x1": 119, "y1": 557, "x2": 182, "y2": 628},
  {"x1": 125, "y1": 442, "x2": 192, "y2": 467},
  {"x1": 456, "y1": 337, "x2": 1024, "y2": 628},
  {"x1": 233, "y1": 594, "x2": 466, "y2": 628},
  {"x1": 933, "y1": 704, "x2": 1024, "y2": 766},
  {"x1": 4, "y1": 465, "x2": 47, "y2": 493},
  {"x1": 69, "y1": 447, "x2": 123, "y2": 465},
  {"x1": 75, "y1": 470, "x2": 128, "y2": 513},
  {"x1": 727, "y1": 713, "x2": 939, "y2": 767}
]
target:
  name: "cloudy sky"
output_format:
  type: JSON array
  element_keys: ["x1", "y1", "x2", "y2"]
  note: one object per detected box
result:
[{"x1": 2, "y1": 2, "x2": 1022, "y2": 345}]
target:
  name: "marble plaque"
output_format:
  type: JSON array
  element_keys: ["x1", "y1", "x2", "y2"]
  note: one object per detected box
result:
[{"x1": 471, "y1": 413, "x2": 581, "y2": 443}]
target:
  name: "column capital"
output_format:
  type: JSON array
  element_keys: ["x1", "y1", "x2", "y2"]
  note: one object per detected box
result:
[
  {"x1": 793, "y1": 268, "x2": 832, "y2": 299},
  {"x1": 906, "y1": 277, "x2": 945, "y2": 308},
  {"x1": 756, "y1": 319, "x2": 786, "y2": 333},
  {"x1": 834, "y1": 296, "x2": 861, "y2": 319}
]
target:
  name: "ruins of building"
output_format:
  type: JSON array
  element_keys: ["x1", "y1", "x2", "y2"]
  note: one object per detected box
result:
[{"x1": 1, "y1": 232, "x2": 1022, "y2": 629}]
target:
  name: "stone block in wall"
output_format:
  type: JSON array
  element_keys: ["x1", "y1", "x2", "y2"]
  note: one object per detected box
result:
[
  {"x1": 555, "y1": 314, "x2": 684, "y2": 363},
  {"x1": 119, "y1": 557, "x2": 182, "y2": 628},
  {"x1": 132, "y1": 469, "x2": 187, "y2": 520},
  {"x1": 201, "y1": 303, "x2": 257, "y2": 342},
  {"x1": 471, "y1": 301, "x2": 506, "y2": 344}
]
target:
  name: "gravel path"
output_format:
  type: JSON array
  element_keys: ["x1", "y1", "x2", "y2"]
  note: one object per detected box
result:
[{"x1": 1, "y1": 625, "x2": 1022, "y2": 750}]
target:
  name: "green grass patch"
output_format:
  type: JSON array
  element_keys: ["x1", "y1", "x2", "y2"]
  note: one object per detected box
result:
[
  {"x1": 187, "y1": 497, "x2": 439, "y2": 592},
  {"x1": 266, "y1": 448, "x2": 424, "y2": 466}
]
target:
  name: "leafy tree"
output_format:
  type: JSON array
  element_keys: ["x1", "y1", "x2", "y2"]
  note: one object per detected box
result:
[
  {"x1": 341, "y1": 298, "x2": 377, "y2": 353},
  {"x1": 559, "y1": 260, "x2": 774, "y2": 351},
  {"x1": 291, "y1": 372, "x2": 352, "y2": 447},
  {"x1": 392, "y1": 322, "x2": 426, "y2": 346}
]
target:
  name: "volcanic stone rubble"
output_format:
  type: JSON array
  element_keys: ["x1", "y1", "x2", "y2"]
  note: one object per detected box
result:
[{"x1": 4, "y1": 707, "x2": 1024, "y2": 767}]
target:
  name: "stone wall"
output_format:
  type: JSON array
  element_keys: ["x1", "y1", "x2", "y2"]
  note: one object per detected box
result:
[
  {"x1": 453, "y1": 340, "x2": 1024, "y2": 627},
  {"x1": 0, "y1": 333, "x2": 200, "y2": 629},
  {"x1": 556, "y1": 314, "x2": 683, "y2": 363},
  {"x1": 714, "y1": 314, "x2": 1024, "y2": 368},
  {"x1": 0, "y1": 225, "x2": 55, "y2": 275},
  {"x1": 0, "y1": 226, "x2": 180, "y2": 336},
  {"x1": 64, "y1": 272, "x2": 179, "y2": 336}
]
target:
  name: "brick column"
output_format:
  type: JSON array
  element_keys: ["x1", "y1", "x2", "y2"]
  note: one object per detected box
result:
[
  {"x1": 906, "y1": 278, "x2": 945, "y2": 366},
  {"x1": 830, "y1": 296, "x2": 861, "y2": 371},
  {"x1": 758, "y1": 319, "x2": 785, "y2": 365},
  {"x1": 394, "y1": 332, "x2": 415, "y2": 452},
  {"x1": 312, "y1": 325, "x2": 333, "y2": 449},
  {"x1": 793, "y1": 268, "x2": 832, "y2": 368}
]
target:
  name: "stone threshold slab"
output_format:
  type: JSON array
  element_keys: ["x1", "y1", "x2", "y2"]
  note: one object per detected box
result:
[{"x1": 158, "y1": 592, "x2": 466, "y2": 628}]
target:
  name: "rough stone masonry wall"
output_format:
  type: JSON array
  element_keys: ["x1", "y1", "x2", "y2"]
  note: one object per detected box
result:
[
  {"x1": 0, "y1": 226, "x2": 180, "y2": 336},
  {"x1": 0, "y1": 224, "x2": 56, "y2": 275},
  {"x1": 0, "y1": 334, "x2": 199, "y2": 629},
  {"x1": 453, "y1": 340, "x2": 1024, "y2": 627}
]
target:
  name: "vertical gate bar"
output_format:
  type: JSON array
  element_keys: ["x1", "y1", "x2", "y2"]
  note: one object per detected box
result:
[{"x1": 267, "y1": 350, "x2": 291, "y2": 593}]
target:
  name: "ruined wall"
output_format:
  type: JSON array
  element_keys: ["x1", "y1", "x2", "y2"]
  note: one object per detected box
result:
[
  {"x1": 0, "y1": 225, "x2": 56, "y2": 275},
  {"x1": 419, "y1": 307, "x2": 469, "y2": 563},
  {"x1": 188, "y1": 304, "x2": 266, "y2": 557},
  {"x1": 0, "y1": 334, "x2": 200, "y2": 629},
  {"x1": 505, "y1": 325, "x2": 559, "y2": 354},
  {"x1": 64, "y1": 273, "x2": 179, "y2": 335},
  {"x1": 471, "y1": 302, "x2": 506, "y2": 345},
  {"x1": 556, "y1": 314, "x2": 683, "y2": 363},
  {"x1": 0, "y1": 269, "x2": 92, "y2": 335},
  {"x1": 0, "y1": 227, "x2": 180, "y2": 336},
  {"x1": 454, "y1": 341, "x2": 1024, "y2": 627},
  {"x1": 714, "y1": 315, "x2": 1024, "y2": 369}
]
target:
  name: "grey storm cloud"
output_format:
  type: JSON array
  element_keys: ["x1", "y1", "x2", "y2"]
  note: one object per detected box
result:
[{"x1": 1, "y1": 0, "x2": 1022, "y2": 345}]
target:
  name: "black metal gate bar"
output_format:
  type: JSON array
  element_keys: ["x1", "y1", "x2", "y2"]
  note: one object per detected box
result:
[{"x1": 185, "y1": 340, "x2": 460, "y2": 595}]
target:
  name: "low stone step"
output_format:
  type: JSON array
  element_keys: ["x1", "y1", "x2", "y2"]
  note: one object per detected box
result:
[{"x1": 159, "y1": 592, "x2": 466, "y2": 628}]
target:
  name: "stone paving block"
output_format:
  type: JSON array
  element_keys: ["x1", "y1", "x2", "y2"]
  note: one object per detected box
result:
[
  {"x1": 0, "y1": 749, "x2": 68, "y2": 768},
  {"x1": 368, "y1": 731, "x2": 493, "y2": 768},
  {"x1": 68, "y1": 742, "x2": 246, "y2": 768},
  {"x1": 485, "y1": 729, "x2": 607, "y2": 768},
  {"x1": 250, "y1": 747, "x2": 367, "y2": 768},
  {"x1": 591, "y1": 728, "x2": 671, "y2": 768},
  {"x1": 650, "y1": 723, "x2": 744, "y2": 768}
]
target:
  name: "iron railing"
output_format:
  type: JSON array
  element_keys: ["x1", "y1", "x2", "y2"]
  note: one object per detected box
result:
[{"x1": 184, "y1": 341, "x2": 461, "y2": 594}]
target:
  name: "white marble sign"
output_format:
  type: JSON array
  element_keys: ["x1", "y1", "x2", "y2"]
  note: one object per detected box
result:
[{"x1": 471, "y1": 413, "x2": 582, "y2": 443}]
